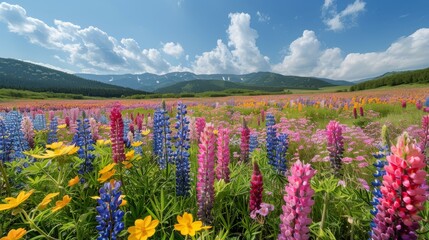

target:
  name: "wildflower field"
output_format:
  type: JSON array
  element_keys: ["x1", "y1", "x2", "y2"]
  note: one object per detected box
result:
[{"x1": 1, "y1": 86, "x2": 429, "y2": 240}]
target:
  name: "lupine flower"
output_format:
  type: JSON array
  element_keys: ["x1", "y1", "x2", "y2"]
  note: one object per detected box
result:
[
  {"x1": 274, "y1": 133, "x2": 289, "y2": 175},
  {"x1": 240, "y1": 119, "x2": 250, "y2": 163},
  {"x1": 216, "y1": 127, "x2": 230, "y2": 182},
  {"x1": 0, "y1": 190, "x2": 34, "y2": 211},
  {"x1": 4, "y1": 111, "x2": 28, "y2": 160},
  {"x1": 52, "y1": 195, "x2": 71, "y2": 212},
  {"x1": 249, "y1": 133, "x2": 258, "y2": 153},
  {"x1": 47, "y1": 117, "x2": 58, "y2": 144},
  {"x1": 127, "y1": 215, "x2": 159, "y2": 240},
  {"x1": 32, "y1": 114, "x2": 46, "y2": 131},
  {"x1": 73, "y1": 119, "x2": 96, "y2": 179},
  {"x1": 110, "y1": 105, "x2": 125, "y2": 163},
  {"x1": 372, "y1": 133, "x2": 427, "y2": 240},
  {"x1": 353, "y1": 107, "x2": 358, "y2": 119},
  {"x1": 0, "y1": 119, "x2": 11, "y2": 163},
  {"x1": 0, "y1": 228, "x2": 27, "y2": 240},
  {"x1": 89, "y1": 118, "x2": 101, "y2": 141},
  {"x1": 174, "y1": 212, "x2": 211, "y2": 237},
  {"x1": 326, "y1": 120, "x2": 344, "y2": 176},
  {"x1": 195, "y1": 117, "x2": 206, "y2": 143},
  {"x1": 196, "y1": 123, "x2": 216, "y2": 225},
  {"x1": 419, "y1": 115, "x2": 428, "y2": 163},
  {"x1": 401, "y1": 100, "x2": 407, "y2": 108},
  {"x1": 96, "y1": 180, "x2": 125, "y2": 240},
  {"x1": 359, "y1": 106, "x2": 364, "y2": 116},
  {"x1": 266, "y1": 113, "x2": 277, "y2": 167},
  {"x1": 21, "y1": 116, "x2": 34, "y2": 148},
  {"x1": 278, "y1": 160, "x2": 316, "y2": 240},
  {"x1": 250, "y1": 161, "x2": 263, "y2": 214},
  {"x1": 153, "y1": 106, "x2": 173, "y2": 169},
  {"x1": 174, "y1": 103, "x2": 191, "y2": 196}
]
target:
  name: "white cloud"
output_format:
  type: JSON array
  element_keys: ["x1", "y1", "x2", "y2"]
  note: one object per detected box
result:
[
  {"x1": 162, "y1": 42, "x2": 184, "y2": 58},
  {"x1": 274, "y1": 28, "x2": 429, "y2": 80},
  {"x1": 256, "y1": 11, "x2": 270, "y2": 22},
  {"x1": 0, "y1": 2, "x2": 182, "y2": 74},
  {"x1": 322, "y1": 0, "x2": 366, "y2": 31},
  {"x1": 193, "y1": 12, "x2": 269, "y2": 74}
]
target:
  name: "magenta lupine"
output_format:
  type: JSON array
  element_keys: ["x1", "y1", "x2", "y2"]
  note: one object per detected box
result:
[
  {"x1": 196, "y1": 117, "x2": 206, "y2": 143},
  {"x1": 240, "y1": 119, "x2": 250, "y2": 163},
  {"x1": 216, "y1": 127, "x2": 231, "y2": 182},
  {"x1": 353, "y1": 107, "x2": 358, "y2": 119},
  {"x1": 196, "y1": 123, "x2": 216, "y2": 225},
  {"x1": 249, "y1": 161, "x2": 263, "y2": 213},
  {"x1": 110, "y1": 105, "x2": 125, "y2": 163},
  {"x1": 419, "y1": 115, "x2": 429, "y2": 163},
  {"x1": 372, "y1": 133, "x2": 427, "y2": 240},
  {"x1": 326, "y1": 120, "x2": 344, "y2": 176},
  {"x1": 278, "y1": 160, "x2": 316, "y2": 240},
  {"x1": 359, "y1": 106, "x2": 364, "y2": 117},
  {"x1": 21, "y1": 116, "x2": 35, "y2": 148}
]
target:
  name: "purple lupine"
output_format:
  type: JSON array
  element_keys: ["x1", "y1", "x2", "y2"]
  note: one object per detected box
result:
[
  {"x1": 196, "y1": 123, "x2": 216, "y2": 225},
  {"x1": 278, "y1": 160, "x2": 316, "y2": 240},
  {"x1": 240, "y1": 119, "x2": 250, "y2": 163},
  {"x1": 216, "y1": 127, "x2": 230, "y2": 182},
  {"x1": 21, "y1": 116, "x2": 35, "y2": 148},
  {"x1": 326, "y1": 120, "x2": 344, "y2": 176}
]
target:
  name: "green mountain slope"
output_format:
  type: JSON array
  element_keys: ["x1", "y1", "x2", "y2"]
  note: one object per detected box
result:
[
  {"x1": 241, "y1": 72, "x2": 335, "y2": 89},
  {"x1": 0, "y1": 58, "x2": 146, "y2": 97},
  {"x1": 350, "y1": 67, "x2": 429, "y2": 91},
  {"x1": 155, "y1": 79, "x2": 286, "y2": 93}
]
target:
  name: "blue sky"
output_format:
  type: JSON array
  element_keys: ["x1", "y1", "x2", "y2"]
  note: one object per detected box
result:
[{"x1": 0, "y1": 0, "x2": 428, "y2": 80}]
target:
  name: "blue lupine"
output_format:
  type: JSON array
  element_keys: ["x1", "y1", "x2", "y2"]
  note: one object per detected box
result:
[
  {"x1": 123, "y1": 118, "x2": 131, "y2": 147},
  {"x1": 72, "y1": 119, "x2": 95, "y2": 181},
  {"x1": 425, "y1": 97, "x2": 429, "y2": 107},
  {"x1": 4, "y1": 111, "x2": 28, "y2": 160},
  {"x1": 174, "y1": 103, "x2": 191, "y2": 196},
  {"x1": 153, "y1": 105, "x2": 173, "y2": 169},
  {"x1": 249, "y1": 133, "x2": 258, "y2": 153},
  {"x1": 96, "y1": 180, "x2": 124, "y2": 240},
  {"x1": 266, "y1": 114, "x2": 277, "y2": 167},
  {"x1": 0, "y1": 119, "x2": 11, "y2": 163},
  {"x1": 133, "y1": 129, "x2": 143, "y2": 156},
  {"x1": 369, "y1": 145, "x2": 389, "y2": 238},
  {"x1": 32, "y1": 114, "x2": 46, "y2": 131},
  {"x1": 47, "y1": 117, "x2": 58, "y2": 144},
  {"x1": 274, "y1": 133, "x2": 289, "y2": 174}
]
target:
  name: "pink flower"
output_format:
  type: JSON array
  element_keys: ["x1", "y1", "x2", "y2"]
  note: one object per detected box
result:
[
  {"x1": 357, "y1": 178, "x2": 370, "y2": 191},
  {"x1": 110, "y1": 105, "x2": 125, "y2": 163},
  {"x1": 216, "y1": 127, "x2": 231, "y2": 182},
  {"x1": 249, "y1": 162, "x2": 263, "y2": 213}
]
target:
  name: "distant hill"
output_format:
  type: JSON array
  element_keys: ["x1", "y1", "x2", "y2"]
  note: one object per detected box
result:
[
  {"x1": 77, "y1": 71, "x2": 346, "y2": 91},
  {"x1": 155, "y1": 79, "x2": 286, "y2": 93},
  {"x1": 0, "y1": 58, "x2": 146, "y2": 97},
  {"x1": 350, "y1": 67, "x2": 429, "y2": 91}
]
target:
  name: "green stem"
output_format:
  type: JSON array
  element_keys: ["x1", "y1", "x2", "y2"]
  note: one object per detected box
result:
[
  {"x1": 318, "y1": 192, "x2": 329, "y2": 239},
  {"x1": 119, "y1": 163, "x2": 128, "y2": 196},
  {"x1": 20, "y1": 209, "x2": 57, "y2": 240},
  {"x1": 0, "y1": 161, "x2": 11, "y2": 195}
]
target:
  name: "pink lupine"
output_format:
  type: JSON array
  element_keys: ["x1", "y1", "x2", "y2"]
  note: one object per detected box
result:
[
  {"x1": 196, "y1": 123, "x2": 216, "y2": 225},
  {"x1": 278, "y1": 160, "x2": 316, "y2": 240},
  {"x1": 250, "y1": 161, "x2": 263, "y2": 213},
  {"x1": 419, "y1": 115, "x2": 429, "y2": 162},
  {"x1": 196, "y1": 117, "x2": 206, "y2": 143},
  {"x1": 326, "y1": 120, "x2": 344, "y2": 175},
  {"x1": 110, "y1": 105, "x2": 125, "y2": 163},
  {"x1": 240, "y1": 119, "x2": 250, "y2": 163},
  {"x1": 89, "y1": 118, "x2": 100, "y2": 141},
  {"x1": 372, "y1": 133, "x2": 427, "y2": 240},
  {"x1": 359, "y1": 106, "x2": 364, "y2": 117},
  {"x1": 353, "y1": 107, "x2": 358, "y2": 119},
  {"x1": 216, "y1": 127, "x2": 231, "y2": 182},
  {"x1": 21, "y1": 116, "x2": 35, "y2": 148}
]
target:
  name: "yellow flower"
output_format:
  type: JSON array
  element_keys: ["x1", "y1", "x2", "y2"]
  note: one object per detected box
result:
[
  {"x1": 0, "y1": 228, "x2": 27, "y2": 240},
  {"x1": 98, "y1": 169, "x2": 116, "y2": 183},
  {"x1": 126, "y1": 150, "x2": 135, "y2": 161},
  {"x1": 131, "y1": 141, "x2": 143, "y2": 147},
  {"x1": 52, "y1": 195, "x2": 71, "y2": 212},
  {"x1": 68, "y1": 176, "x2": 80, "y2": 187},
  {"x1": 29, "y1": 144, "x2": 79, "y2": 159},
  {"x1": 99, "y1": 163, "x2": 116, "y2": 174},
  {"x1": 96, "y1": 139, "x2": 111, "y2": 146},
  {"x1": 46, "y1": 142, "x2": 63, "y2": 149},
  {"x1": 213, "y1": 129, "x2": 219, "y2": 135},
  {"x1": 141, "y1": 129, "x2": 151, "y2": 136},
  {"x1": 122, "y1": 161, "x2": 133, "y2": 169},
  {"x1": 174, "y1": 212, "x2": 211, "y2": 236},
  {"x1": 0, "y1": 190, "x2": 34, "y2": 211},
  {"x1": 90, "y1": 196, "x2": 100, "y2": 200},
  {"x1": 37, "y1": 192, "x2": 60, "y2": 210},
  {"x1": 120, "y1": 195, "x2": 127, "y2": 207},
  {"x1": 57, "y1": 124, "x2": 67, "y2": 129},
  {"x1": 127, "y1": 215, "x2": 159, "y2": 240}
]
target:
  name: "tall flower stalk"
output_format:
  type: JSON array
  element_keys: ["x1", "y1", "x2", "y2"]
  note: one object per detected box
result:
[
  {"x1": 174, "y1": 103, "x2": 191, "y2": 197},
  {"x1": 419, "y1": 115, "x2": 429, "y2": 163},
  {"x1": 249, "y1": 161, "x2": 263, "y2": 214},
  {"x1": 47, "y1": 117, "x2": 58, "y2": 144},
  {"x1": 153, "y1": 102, "x2": 173, "y2": 171},
  {"x1": 73, "y1": 119, "x2": 95, "y2": 181},
  {"x1": 216, "y1": 127, "x2": 230, "y2": 182},
  {"x1": 326, "y1": 120, "x2": 344, "y2": 176},
  {"x1": 266, "y1": 113, "x2": 277, "y2": 168},
  {"x1": 274, "y1": 133, "x2": 289, "y2": 175},
  {"x1": 110, "y1": 105, "x2": 125, "y2": 163},
  {"x1": 240, "y1": 119, "x2": 250, "y2": 163},
  {"x1": 196, "y1": 123, "x2": 216, "y2": 225},
  {"x1": 21, "y1": 116, "x2": 35, "y2": 148},
  {"x1": 278, "y1": 160, "x2": 316, "y2": 240},
  {"x1": 195, "y1": 117, "x2": 206, "y2": 143},
  {"x1": 372, "y1": 133, "x2": 427, "y2": 240}
]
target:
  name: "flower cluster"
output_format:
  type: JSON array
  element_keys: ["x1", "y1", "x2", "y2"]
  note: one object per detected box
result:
[
  {"x1": 216, "y1": 127, "x2": 230, "y2": 182},
  {"x1": 274, "y1": 133, "x2": 289, "y2": 175},
  {"x1": 174, "y1": 103, "x2": 191, "y2": 196},
  {"x1": 266, "y1": 113, "x2": 277, "y2": 167},
  {"x1": 110, "y1": 105, "x2": 125, "y2": 163},
  {"x1": 249, "y1": 161, "x2": 263, "y2": 214},
  {"x1": 195, "y1": 117, "x2": 206, "y2": 143},
  {"x1": 32, "y1": 113, "x2": 46, "y2": 131},
  {"x1": 372, "y1": 133, "x2": 427, "y2": 240},
  {"x1": 240, "y1": 119, "x2": 250, "y2": 163},
  {"x1": 73, "y1": 119, "x2": 96, "y2": 179},
  {"x1": 4, "y1": 111, "x2": 28, "y2": 160},
  {"x1": 249, "y1": 133, "x2": 258, "y2": 153},
  {"x1": 326, "y1": 120, "x2": 344, "y2": 176},
  {"x1": 153, "y1": 106, "x2": 173, "y2": 169},
  {"x1": 196, "y1": 123, "x2": 216, "y2": 225},
  {"x1": 0, "y1": 119, "x2": 11, "y2": 163},
  {"x1": 47, "y1": 117, "x2": 58, "y2": 144},
  {"x1": 419, "y1": 115, "x2": 428, "y2": 163},
  {"x1": 278, "y1": 160, "x2": 316, "y2": 240},
  {"x1": 21, "y1": 116, "x2": 35, "y2": 148},
  {"x1": 96, "y1": 180, "x2": 124, "y2": 240}
]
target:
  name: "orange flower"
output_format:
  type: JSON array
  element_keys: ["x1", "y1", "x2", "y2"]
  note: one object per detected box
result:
[
  {"x1": 38, "y1": 192, "x2": 60, "y2": 210},
  {"x1": 52, "y1": 195, "x2": 71, "y2": 212},
  {"x1": 127, "y1": 215, "x2": 159, "y2": 240},
  {"x1": 0, "y1": 190, "x2": 34, "y2": 211},
  {"x1": 0, "y1": 228, "x2": 27, "y2": 240},
  {"x1": 68, "y1": 176, "x2": 80, "y2": 187}
]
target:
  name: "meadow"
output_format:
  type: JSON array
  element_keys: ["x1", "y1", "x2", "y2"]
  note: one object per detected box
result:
[{"x1": 0, "y1": 85, "x2": 429, "y2": 240}]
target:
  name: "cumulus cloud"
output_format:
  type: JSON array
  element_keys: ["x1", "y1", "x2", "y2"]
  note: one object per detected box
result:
[
  {"x1": 162, "y1": 42, "x2": 184, "y2": 58},
  {"x1": 193, "y1": 12, "x2": 269, "y2": 74},
  {"x1": 0, "y1": 2, "x2": 183, "y2": 74},
  {"x1": 274, "y1": 28, "x2": 429, "y2": 80},
  {"x1": 322, "y1": 0, "x2": 366, "y2": 31}
]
